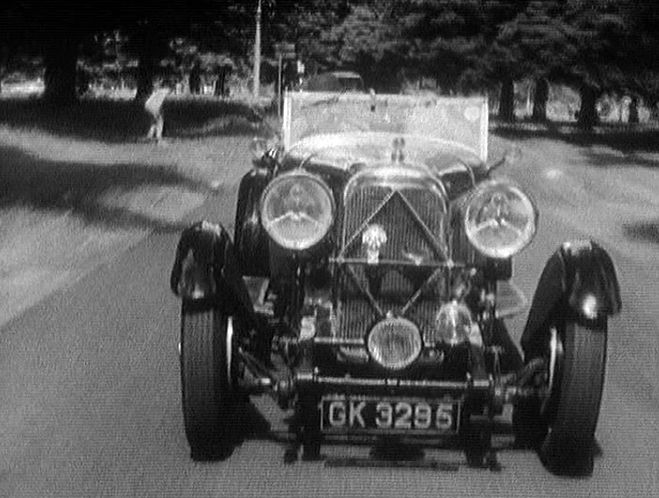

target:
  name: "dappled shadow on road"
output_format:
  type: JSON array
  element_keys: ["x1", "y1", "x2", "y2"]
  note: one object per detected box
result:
[
  {"x1": 0, "y1": 98, "x2": 265, "y2": 143},
  {"x1": 623, "y1": 220, "x2": 659, "y2": 245},
  {"x1": 579, "y1": 149, "x2": 659, "y2": 169},
  {"x1": 191, "y1": 402, "x2": 272, "y2": 462},
  {"x1": 165, "y1": 99, "x2": 266, "y2": 140},
  {"x1": 493, "y1": 121, "x2": 659, "y2": 155},
  {"x1": 493, "y1": 121, "x2": 659, "y2": 170},
  {"x1": 0, "y1": 143, "x2": 212, "y2": 232}
]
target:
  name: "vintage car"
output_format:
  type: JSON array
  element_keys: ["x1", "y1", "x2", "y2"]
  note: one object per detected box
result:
[
  {"x1": 170, "y1": 92, "x2": 621, "y2": 476},
  {"x1": 301, "y1": 70, "x2": 365, "y2": 92}
]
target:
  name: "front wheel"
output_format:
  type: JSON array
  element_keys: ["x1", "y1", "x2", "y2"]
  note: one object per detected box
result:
[
  {"x1": 180, "y1": 303, "x2": 239, "y2": 459},
  {"x1": 514, "y1": 319, "x2": 607, "y2": 476}
]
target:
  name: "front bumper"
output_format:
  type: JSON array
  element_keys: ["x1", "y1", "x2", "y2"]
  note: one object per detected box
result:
[
  {"x1": 296, "y1": 372, "x2": 479, "y2": 398},
  {"x1": 238, "y1": 347, "x2": 540, "y2": 414}
]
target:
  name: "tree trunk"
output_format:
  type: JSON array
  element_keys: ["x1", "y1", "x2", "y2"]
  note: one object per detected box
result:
[
  {"x1": 135, "y1": 56, "x2": 156, "y2": 102},
  {"x1": 532, "y1": 77, "x2": 549, "y2": 122},
  {"x1": 499, "y1": 77, "x2": 515, "y2": 122},
  {"x1": 577, "y1": 84, "x2": 599, "y2": 130},
  {"x1": 43, "y1": 33, "x2": 78, "y2": 105},
  {"x1": 628, "y1": 97, "x2": 639, "y2": 124},
  {"x1": 0, "y1": 46, "x2": 10, "y2": 87},
  {"x1": 133, "y1": 24, "x2": 161, "y2": 102}
]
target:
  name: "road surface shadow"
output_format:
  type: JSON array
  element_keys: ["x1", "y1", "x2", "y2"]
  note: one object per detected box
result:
[
  {"x1": 580, "y1": 149, "x2": 659, "y2": 169},
  {"x1": 191, "y1": 401, "x2": 272, "y2": 462},
  {"x1": 165, "y1": 99, "x2": 267, "y2": 140},
  {"x1": 623, "y1": 220, "x2": 659, "y2": 244},
  {"x1": 0, "y1": 98, "x2": 265, "y2": 143},
  {"x1": 0, "y1": 143, "x2": 213, "y2": 232},
  {"x1": 493, "y1": 121, "x2": 659, "y2": 158},
  {"x1": 214, "y1": 403, "x2": 604, "y2": 466}
]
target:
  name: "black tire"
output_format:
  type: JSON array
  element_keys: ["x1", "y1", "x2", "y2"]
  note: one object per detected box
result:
[
  {"x1": 180, "y1": 303, "x2": 238, "y2": 459},
  {"x1": 539, "y1": 320, "x2": 607, "y2": 476},
  {"x1": 514, "y1": 319, "x2": 607, "y2": 476}
]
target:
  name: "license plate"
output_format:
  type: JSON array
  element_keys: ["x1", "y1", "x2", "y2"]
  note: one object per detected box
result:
[{"x1": 320, "y1": 396, "x2": 461, "y2": 434}]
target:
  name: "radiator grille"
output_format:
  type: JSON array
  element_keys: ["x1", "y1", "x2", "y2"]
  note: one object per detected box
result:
[{"x1": 336, "y1": 185, "x2": 448, "y2": 341}]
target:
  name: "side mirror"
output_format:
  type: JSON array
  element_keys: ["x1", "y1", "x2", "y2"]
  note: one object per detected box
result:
[
  {"x1": 250, "y1": 136, "x2": 281, "y2": 171},
  {"x1": 250, "y1": 137, "x2": 270, "y2": 160}
]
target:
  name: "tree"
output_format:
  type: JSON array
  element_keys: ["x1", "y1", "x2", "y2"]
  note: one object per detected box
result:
[
  {"x1": 1, "y1": 1, "x2": 145, "y2": 103},
  {"x1": 391, "y1": 0, "x2": 528, "y2": 118},
  {"x1": 5, "y1": 0, "x2": 658, "y2": 112},
  {"x1": 123, "y1": 23, "x2": 165, "y2": 100},
  {"x1": 393, "y1": 0, "x2": 489, "y2": 94},
  {"x1": 0, "y1": 1, "x2": 259, "y2": 104},
  {"x1": 283, "y1": 0, "x2": 352, "y2": 74},
  {"x1": 489, "y1": 0, "x2": 643, "y2": 128},
  {"x1": 491, "y1": 1, "x2": 568, "y2": 122},
  {"x1": 560, "y1": 0, "x2": 631, "y2": 128},
  {"x1": 332, "y1": 2, "x2": 404, "y2": 91},
  {"x1": 1, "y1": 1, "x2": 87, "y2": 103},
  {"x1": 531, "y1": 76, "x2": 550, "y2": 121},
  {"x1": 465, "y1": 1, "x2": 531, "y2": 121},
  {"x1": 619, "y1": 2, "x2": 659, "y2": 106}
]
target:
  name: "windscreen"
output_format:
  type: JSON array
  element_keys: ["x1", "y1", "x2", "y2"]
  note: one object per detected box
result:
[{"x1": 282, "y1": 92, "x2": 488, "y2": 161}]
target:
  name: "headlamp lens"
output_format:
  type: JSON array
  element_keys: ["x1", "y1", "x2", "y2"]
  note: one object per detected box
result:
[
  {"x1": 464, "y1": 181, "x2": 537, "y2": 258},
  {"x1": 261, "y1": 172, "x2": 334, "y2": 250}
]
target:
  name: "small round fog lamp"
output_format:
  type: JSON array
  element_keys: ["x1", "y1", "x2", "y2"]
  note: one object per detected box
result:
[
  {"x1": 434, "y1": 301, "x2": 473, "y2": 346},
  {"x1": 367, "y1": 317, "x2": 422, "y2": 370}
]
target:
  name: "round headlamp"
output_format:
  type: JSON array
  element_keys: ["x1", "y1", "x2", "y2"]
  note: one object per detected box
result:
[
  {"x1": 464, "y1": 180, "x2": 537, "y2": 259},
  {"x1": 260, "y1": 171, "x2": 334, "y2": 250},
  {"x1": 367, "y1": 317, "x2": 422, "y2": 370}
]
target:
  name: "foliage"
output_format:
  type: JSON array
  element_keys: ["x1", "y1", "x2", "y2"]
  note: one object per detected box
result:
[
  {"x1": 332, "y1": 2, "x2": 404, "y2": 90},
  {"x1": 396, "y1": 0, "x2": 487, "y2": 92},
  {"x1": 0, "y1": 1, "x2": 259, "y2": 101},
  {"x1": 282, "y1": 0, "x2": 351, "y2": 74},
  {"x1": 2, "y1": 0, "x2": 659, "y2": 113}
]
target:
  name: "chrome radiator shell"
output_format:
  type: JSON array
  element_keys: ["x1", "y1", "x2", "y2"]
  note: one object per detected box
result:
[{"x1": 334, "y1": 165, "x2": 451, "y2": 342}]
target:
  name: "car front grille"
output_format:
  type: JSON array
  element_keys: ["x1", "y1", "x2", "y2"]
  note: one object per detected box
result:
[{"x1": 336, "y1": 184, "x2": 449, "y2": 342}]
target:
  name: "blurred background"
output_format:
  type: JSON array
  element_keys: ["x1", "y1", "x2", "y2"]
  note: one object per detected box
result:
[{"x1": 1, "y1": 1, "x2": 658, "y2": 128}]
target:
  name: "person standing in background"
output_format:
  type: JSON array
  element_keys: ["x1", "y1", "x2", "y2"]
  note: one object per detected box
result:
[{"x1": 144, "y1": 80, "x2": 172, "y2": 143}]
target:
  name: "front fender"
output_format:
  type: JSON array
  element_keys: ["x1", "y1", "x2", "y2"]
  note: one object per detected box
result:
[
  {"x1": 521, "y1": 240, "x2": 621, "y2": 358},
  {"x1": 170, "y1": 221, "x2": 256, "y2": 325},
  {"x1": 234, "y1": 166, "x2": 271, "y2": 277}
]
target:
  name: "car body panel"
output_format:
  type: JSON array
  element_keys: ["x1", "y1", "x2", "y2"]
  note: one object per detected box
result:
[
  {"x1": 520, "y1": 240, "x2": 622, "y2": 359},
  {"x1": 235, "y1": 165, "x2": 272, "y2": 277},
  {"x1": 171, "y1": 221, "x2": 256, "y2": 329},
  {"x1": 301, "y1": 71, "x2": 365, "y2": 92}
]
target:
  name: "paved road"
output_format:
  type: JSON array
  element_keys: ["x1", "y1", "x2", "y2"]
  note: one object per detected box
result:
[{"x1": 1, "y1": 136, "x2": 658, "y2": 497}]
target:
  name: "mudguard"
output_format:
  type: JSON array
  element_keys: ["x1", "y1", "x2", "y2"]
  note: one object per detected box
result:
[
  {"x1": 170, "y1": 220, "x2": 257, "y2": 329},
  {"x1": 234, "y1": 166, "x2": 271, "y2": 277},
  {"x1": 521, "y1": 240, "x2": 621, "y2": 358}
]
